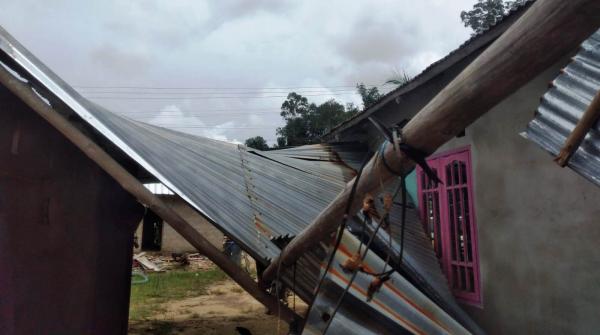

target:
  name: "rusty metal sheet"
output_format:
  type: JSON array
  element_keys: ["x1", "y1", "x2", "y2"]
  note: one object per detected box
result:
[{"x1": 302, "y1": 231, "x2": 472, "y2": 335}]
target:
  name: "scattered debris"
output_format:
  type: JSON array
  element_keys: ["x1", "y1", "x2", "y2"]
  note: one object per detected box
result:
[
  {"x1": 134, "y1": 252, "x2": 164, "y2": 272},
  {"x1": 133, "y1": 252, "x2": 216, "y2": 272},
  {"x1": 186, "y1": 253, "x2": 216, "y2": 271}
]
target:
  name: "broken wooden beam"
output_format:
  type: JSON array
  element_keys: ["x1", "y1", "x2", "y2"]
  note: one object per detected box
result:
[
  {"x1": 261, "y1": 0, "x2": 600, "y2": 284},
  {"x1": 554, "y1": 89, "x2": 600, "y2": 167},
  {"x1": 0, "y1": 63, "x2": 302, "y2": 325}
]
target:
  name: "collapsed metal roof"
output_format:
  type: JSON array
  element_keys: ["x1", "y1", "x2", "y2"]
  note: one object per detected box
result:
[
  {"x1": 526, "y1": 29, "x2": 600, "y2": 187},
  {"x1": 0, "y1": 25, "x2": 482, "y2": 334},
  {"x1": 303, "y1": 231, "x2": 470, "y2": 335}
]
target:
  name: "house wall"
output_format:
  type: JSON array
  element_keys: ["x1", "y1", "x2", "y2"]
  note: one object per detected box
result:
[
  {"x1": 134, "y1": 197, "x2": 224, "y2": 253},
  {"x1": 435, "y1": 59, "x2": 600, "y2": 334},
  {"x1": 333, "y1": 45, "x2": 600, "y2": 332},
  {"x1": 0, "y1": 87, "x2": 144, "y2": 334}
]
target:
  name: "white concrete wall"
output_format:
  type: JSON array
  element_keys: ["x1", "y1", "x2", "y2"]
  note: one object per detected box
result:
[
  {"x1": 334, "y1": 51, "x2": 600, "y2": 333},
  {"x1": 134, "y1": 197, "x2": 224, "y2": 254}
]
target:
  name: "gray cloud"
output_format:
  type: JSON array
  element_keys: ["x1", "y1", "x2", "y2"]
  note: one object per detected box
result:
[
  {"x1": 0, "y1": 0, "x2": 476, "y2": 144},
  {"x1": 90, "y1": 43, "x2": 151, "y2": 77},
  {"x1": 334, "y1": 15, "x2": 417, "y2": 65}
]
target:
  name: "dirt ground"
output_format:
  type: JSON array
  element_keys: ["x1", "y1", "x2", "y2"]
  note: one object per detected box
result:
[{"x1": 129, "y1": 279, "x2": 307, "y2": 335}]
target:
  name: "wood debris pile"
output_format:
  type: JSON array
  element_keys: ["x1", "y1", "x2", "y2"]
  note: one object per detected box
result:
[{"x1": 132, "y1": 252, "x2": 215, "y2": 272}]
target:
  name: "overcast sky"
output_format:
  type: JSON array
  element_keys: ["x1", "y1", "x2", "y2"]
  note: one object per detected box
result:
[{"x1": 0, "y1": 0, "x2": 475, "y2": 144}]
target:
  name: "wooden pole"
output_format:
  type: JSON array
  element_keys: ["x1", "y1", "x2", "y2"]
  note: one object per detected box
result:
[
  {"x1": 554, "y1": 89, "x2": 600, "y2": 167},
  {"x1": 0, "y1": 63, "x2": 301, "y2": 325},
  {"x1": 261, "y1": 0, "x2": 600, "y2": 284}
]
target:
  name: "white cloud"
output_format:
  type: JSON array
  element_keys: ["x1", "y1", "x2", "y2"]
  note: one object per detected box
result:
[{"x1": 144, "y1": 105, "x2": 245, "y2": 144}]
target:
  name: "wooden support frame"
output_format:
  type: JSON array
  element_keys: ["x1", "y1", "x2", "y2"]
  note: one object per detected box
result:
[
  {"x1": 0, "y1": 63, "x2": 301, "y2": 325},
  {"x1": 261, "y1": 0, "x2": 600, "y2": 284}
]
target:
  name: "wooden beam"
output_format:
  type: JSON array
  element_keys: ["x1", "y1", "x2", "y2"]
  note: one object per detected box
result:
[
  {"x1": 0, "y1": 63, "x2": 301, "y2": 325},
  {"x1": 261, "y1": 0, "x2": 600, "y2": 284},
  {"x1": 554, "y1": 89, "x2": 600, "y2": 167}
]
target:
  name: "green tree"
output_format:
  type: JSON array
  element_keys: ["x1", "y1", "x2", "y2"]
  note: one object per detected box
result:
[
  {"x1": 460, "y1": 0, "x2": 525, "y2": 35},
  {"x1": 356, "y1": 83, "x2": 381, "y2": 109},
  {"x1": 307, "y1": 99, "x2": 348, "y2": 139},
  {"x1": 280, "y1": 92, "x2": 312, "y2": 119},
  {"x1": 276, "y1": 93, "x2": 356, "y2": 147},
  {"x1": 276, "y1": 92, "x2": 315, "y2": 146},
  {"x1": 345, "y1": 102, "x2": 360, "y2": 117},
  {"x1": 276, "y1": 116, "x2": 311, "y2": 146},
  {"x1": 244, "y1": 136, "x2": 269, "y2": 150}
]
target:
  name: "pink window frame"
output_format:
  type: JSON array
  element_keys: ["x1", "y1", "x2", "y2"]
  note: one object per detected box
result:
[{"x1": 416, "y1": 146, "x2": 482, "y2": 306}]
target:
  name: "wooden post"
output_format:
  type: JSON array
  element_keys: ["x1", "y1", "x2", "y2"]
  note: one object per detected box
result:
[
  {"x1": 261, "y1": 0, "x2": 600, "y2": 284},
  {"x1": 0, "y1": 63, "x2": 301, "y2": 325},
  {"x1": 554, "y1": 90, "x2": 600, "y2": 167}
]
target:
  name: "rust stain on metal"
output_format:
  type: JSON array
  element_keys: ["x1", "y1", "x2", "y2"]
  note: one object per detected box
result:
[{"x1": 254, "y1": 215, "x2": 272, "y2": 237}]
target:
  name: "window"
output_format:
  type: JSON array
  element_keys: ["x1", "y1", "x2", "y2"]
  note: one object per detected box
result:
[
  {"x1": 416, "y1": 147, "x2": 481, "y2": 306},
  {"x1": 141, "y1": 210, "x2": 163, "y2": 251}
]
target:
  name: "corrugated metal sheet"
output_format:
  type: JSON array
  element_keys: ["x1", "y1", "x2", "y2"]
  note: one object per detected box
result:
[
  {"x1": 81, "y1": 109, "x2": 356, "y2": 261},
  {"x1": 267, "y1": 143, "x2": 369, "y2": 172},
  {"x1": 302, "y1": 231, "x2": 471, "y2": 335},
  {"x1": 343, "y1": 194, "x2": 483, "y2": 334},
  {"x1": 0, "y1": 25, "x2": 482, "y2": 334},
  {"x1": 526, "y1": 28, "x2": 600, "y2": 187}
]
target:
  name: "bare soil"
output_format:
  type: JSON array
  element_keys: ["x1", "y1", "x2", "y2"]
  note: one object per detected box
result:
[{"x1": 129, "y1": 279, "x2": 306, "y2": 335}]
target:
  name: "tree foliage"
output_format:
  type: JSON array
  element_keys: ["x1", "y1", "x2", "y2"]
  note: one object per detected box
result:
[
  {"x1": 280, "y1": 92, "x2": 312, "y2": 119},
  {"x1": 276, "y1": 93, "x2": 358, "y2": 147},
  {"x1": 244, "y1": 136, "x2": 269, "y2": 150},
  {"x1": 273, "y1": 83, "x2": 384, "y2": 147},
  {"x1": 460, "y1": 0, "x2": 525, "y2": 35},
  {"x1": 356, "y1": 83, "x2": 381, "y2": 109},
  {"x1": 385, "y1": 71, "x2": 411, "y2": 87}
]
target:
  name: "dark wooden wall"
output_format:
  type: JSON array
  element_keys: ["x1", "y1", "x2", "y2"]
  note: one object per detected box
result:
[{"x1": 0, "y1": 86, "x2": 143, "y2": 334}]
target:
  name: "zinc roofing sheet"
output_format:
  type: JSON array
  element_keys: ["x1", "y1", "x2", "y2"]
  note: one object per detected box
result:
[
  {"x1": 302, "y1": 231, "x2": 472, "y2": 335},
  {"x1": 526, "y1": 29, "x2": 600, "y2": 187}
]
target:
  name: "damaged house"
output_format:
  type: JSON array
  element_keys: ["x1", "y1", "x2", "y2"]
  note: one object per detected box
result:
[{"x1": 323, "y1": 1, "x2": 600, "y2": 333}]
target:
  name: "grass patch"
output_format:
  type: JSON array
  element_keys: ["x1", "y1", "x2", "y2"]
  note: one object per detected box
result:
[{"x1": 129, "y1": 269, "x2": 227, "y2": 320}]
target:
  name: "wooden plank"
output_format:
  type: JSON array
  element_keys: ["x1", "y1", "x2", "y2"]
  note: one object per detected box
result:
[
  {"x1": 261, "y1": 0, "x2": 600, "y2": 284},
  {"x1": 554, "y1": 89, "x2": 600, "y2": 166},
  {"x1": 134, "y1": 254, "x2": 164, "y2": 272}
]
